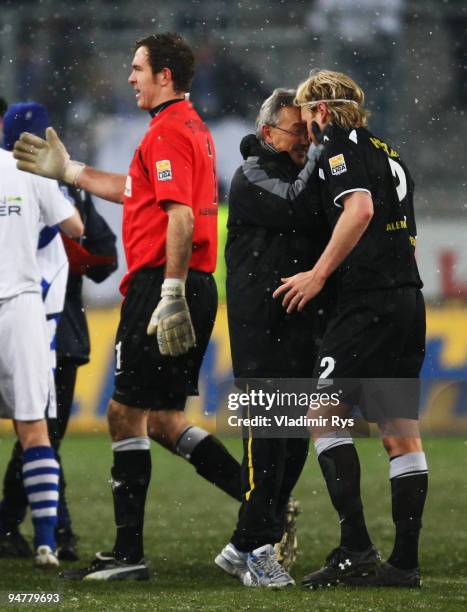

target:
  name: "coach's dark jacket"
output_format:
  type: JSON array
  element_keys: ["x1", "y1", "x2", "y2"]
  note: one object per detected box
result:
[{"x1": 226, "y1": 134, "x2": 333, "y2": 378}]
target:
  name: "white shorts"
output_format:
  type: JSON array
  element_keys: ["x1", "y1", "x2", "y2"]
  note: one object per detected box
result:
[{"x1": 0, "y1": 292, "x2": 56, "y2": 421}]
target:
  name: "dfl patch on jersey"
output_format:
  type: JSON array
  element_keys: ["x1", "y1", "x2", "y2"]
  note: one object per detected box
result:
[
  {"x1": 329, "y1": 153, "x2": 347, "y2": 176},
  {"x1": 156, "y1": 160, "x2": 173, "y2": 181}
]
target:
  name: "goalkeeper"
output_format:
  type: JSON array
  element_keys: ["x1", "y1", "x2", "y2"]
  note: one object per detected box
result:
[{"x1": 14, "y1": 32, "x2": 241, "y2": 580}]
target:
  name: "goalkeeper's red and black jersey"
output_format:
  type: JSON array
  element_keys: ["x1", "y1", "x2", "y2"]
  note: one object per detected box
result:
[
  {"x1": 120, "y1": 99, "x2": 218, "y2": 296},
  {"x1": 317, "y1": 124, "x2": 423, "y2": 293}
]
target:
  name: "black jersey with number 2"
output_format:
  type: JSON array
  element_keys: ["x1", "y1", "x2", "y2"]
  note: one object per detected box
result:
[{"x1": 317, "y1": 125, "x2": 423, "y2": 293}]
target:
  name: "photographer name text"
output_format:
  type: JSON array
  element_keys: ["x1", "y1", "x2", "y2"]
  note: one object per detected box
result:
[{"x1": 227, "y1": 415, "x2": 354, "y2": 429}]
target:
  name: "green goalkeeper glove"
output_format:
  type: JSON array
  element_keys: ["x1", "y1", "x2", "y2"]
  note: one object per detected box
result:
[
  {"x1": 13, "y1": 127, "x2": 85, "y2": 185},
  {"x1": 147, "y1": 279, "x2": 196, "y2": 357}
]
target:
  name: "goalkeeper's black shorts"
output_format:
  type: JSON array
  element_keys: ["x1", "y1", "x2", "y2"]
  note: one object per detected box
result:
[{"x1": 112, "y1": 266, "x2": 217, "y2": 410}]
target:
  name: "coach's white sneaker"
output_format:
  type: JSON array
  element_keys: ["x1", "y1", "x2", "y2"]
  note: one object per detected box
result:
[
  {"x1": 247, "y1": 544, "x2": 295, "y2": 588},
  {"x1": 215, "y1": 542, "x2": 256, "y2": 586},
  {"x1": 35, "y1": 545, "x2": 59, "y2": 569}
]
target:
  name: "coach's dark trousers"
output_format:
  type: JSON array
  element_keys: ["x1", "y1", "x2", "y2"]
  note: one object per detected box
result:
[{"x1": 230, "y1": 435, "x2": 309, "y2": 552}]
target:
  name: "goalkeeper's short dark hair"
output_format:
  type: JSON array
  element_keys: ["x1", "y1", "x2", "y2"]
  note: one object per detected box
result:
[{"x1": 135, "y1": 33, "x2": 195, "y2": 93}]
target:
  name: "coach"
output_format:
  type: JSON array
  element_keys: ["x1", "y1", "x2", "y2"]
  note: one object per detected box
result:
[{"x1": 216, "y1": 89, "x2": 333, "y2": 587}]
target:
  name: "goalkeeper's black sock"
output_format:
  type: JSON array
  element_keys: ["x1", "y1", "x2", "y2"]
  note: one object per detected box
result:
[
  {"x1": 111, "y1": 437, "x2": 151, "y2": 564},
  {"x1": 176, "y1": 427, "x2": 242, "y2": 501},
  {"x1": 387, "y1": 452, "x2": 428, "y2": 570},
  {"x1": 317, "y1": 440, "x2": 372, "y2": 552}
]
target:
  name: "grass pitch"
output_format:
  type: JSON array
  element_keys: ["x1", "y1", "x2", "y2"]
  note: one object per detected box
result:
[{"x1": 0, "y1": 435, "x2": 465, "y2": 611}]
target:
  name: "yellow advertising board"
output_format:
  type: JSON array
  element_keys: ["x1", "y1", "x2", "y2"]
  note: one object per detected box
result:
[
  {"x1": 63, "y1": 304, "x2": 467, "y2": 434},
  {"x1": 1, "y1": 204, "x2": 466, "y2": 434},
  {"x1": 1, "y1": 303, "x2": 466, "y2": 435}
]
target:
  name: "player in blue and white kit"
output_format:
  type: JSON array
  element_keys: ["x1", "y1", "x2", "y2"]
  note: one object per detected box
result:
[
  {"x1": 0, "y1": 101, "x2": 118, "y2": 563},
  {"x1": 0, "y1": 102, "x2": 83, "y2": 568}
]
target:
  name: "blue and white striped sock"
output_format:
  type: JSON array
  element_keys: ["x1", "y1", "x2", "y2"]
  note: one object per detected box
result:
[{"x1": 22, "y1": 446, "x2": 59, "y2": 550}]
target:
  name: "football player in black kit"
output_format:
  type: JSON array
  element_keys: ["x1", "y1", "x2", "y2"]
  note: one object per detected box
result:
[{"x1": 274, "y1": 70, "x2": 428, "y2": 588}]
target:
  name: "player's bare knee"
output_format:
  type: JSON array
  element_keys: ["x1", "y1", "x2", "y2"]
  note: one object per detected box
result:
[
  {"x1": 107, "y1": 400, "x2": 125, "y2": 439},
  {"x1": 107, "y1": 400, "x2": 147, "y2": 441},
  {"x1": 147, "y1": 414, "x2": 167, "y2": 447},
  {"x1": 380, "y1": 418, "x2": 423, "y2": 456},
  {"x1": 15, "y1": 419, "x2": 49, "y2": 449},
  {"x1": 148, "y1": 411, "x2": 187, "y2": 450},
  {"x1": 382, "y1": 436, "x2": 393, "y2": 454},
  {"x1": 382, "y1": 434, "x2": 423, "y2": 457}
]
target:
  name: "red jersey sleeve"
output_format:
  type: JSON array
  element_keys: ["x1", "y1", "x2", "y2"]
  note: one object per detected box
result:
[{"x1": 144, "y1": 125, "x2": 194, "y2": 209}]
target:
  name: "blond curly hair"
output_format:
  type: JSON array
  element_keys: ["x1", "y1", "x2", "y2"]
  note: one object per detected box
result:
[{"x1": 295, "y1": 70, "x2": 369, "y2": 129}]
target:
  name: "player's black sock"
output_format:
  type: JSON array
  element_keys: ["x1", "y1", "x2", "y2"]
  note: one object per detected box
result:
[
  {"x1": 111, "y1": 437, "x2": 151, "y2": 563},
  {"x1": 176, "y1": 427, "x2": 241, "y2": 501},
  {"x1": 317, "y1": 441, "x2": 372, "y2": 552},
  {"x1": 0, "y1": 441, "x2": 28, "y2": 533},
  {"x1": 387, "y1": 452, "x2": 428, "y2": 570},
  {"x1": 56, "y1": 458, "x2": 72, "y2": 532}
]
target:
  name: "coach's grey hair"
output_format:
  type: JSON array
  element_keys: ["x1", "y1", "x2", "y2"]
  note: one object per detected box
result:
[{"x1": 255, "y1": 88, "x2": 296, "y2": 141}]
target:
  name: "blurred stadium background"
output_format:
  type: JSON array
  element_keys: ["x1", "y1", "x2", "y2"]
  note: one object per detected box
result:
[{"x1": 0, "y1": 0, "x2": 466, "y2": 434}]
